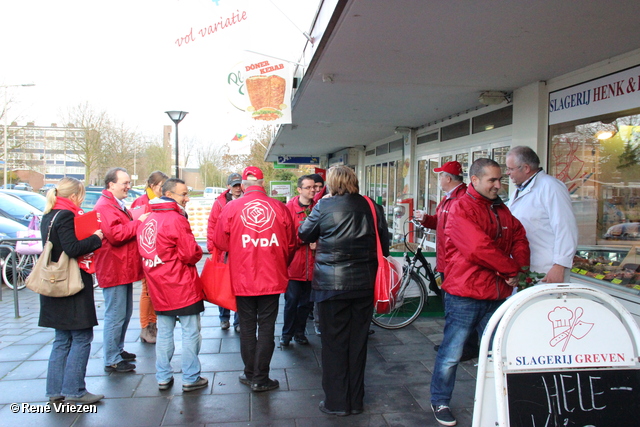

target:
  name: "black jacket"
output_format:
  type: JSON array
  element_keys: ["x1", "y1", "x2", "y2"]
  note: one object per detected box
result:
[
  {"x1": 298, "y1": 193, "x2": 389, "y2": 292},
  {"x1": 38, "y1": 209, "x2": 102, "y2": 330}
]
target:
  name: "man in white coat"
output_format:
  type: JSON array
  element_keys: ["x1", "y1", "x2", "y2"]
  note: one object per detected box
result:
[{"x1": 506, "y1": 146, "x2": 578, "y2": 283}]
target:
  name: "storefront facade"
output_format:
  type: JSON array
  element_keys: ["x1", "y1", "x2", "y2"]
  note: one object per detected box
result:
[{"x1": 361, "y1": 50, "x2": 640, "y2": 319}]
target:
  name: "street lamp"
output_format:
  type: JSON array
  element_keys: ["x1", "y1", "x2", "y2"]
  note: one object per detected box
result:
[
  {"x1": 2, "y1": 83, "x2": 35, "y2": 188},
  {"x1": 164, "y1": 111, "x2": 188, "y2": 179}
]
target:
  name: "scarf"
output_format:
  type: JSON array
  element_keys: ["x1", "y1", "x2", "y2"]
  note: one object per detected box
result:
[{"x1": 53, "y1": 196, "x2": 96, "y2": 274}]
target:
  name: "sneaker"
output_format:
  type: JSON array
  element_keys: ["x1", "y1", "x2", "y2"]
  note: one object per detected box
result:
[
  {"x1": 294, "y1": 335, "x2": 309, "y2": 345},
  {"x1": 431, "y1": 404, "x2": 457, "y2": 426},
  {"x1": 104, "y1": 360, "x2": 136, "y2": 373},
  {"x1": 280, "y1": 335, "x2": 291, "y2": 346},
  {"x1": 238, "y1": 374, "x2": 252, "y2": 385},
  {"x1": 251, "y1": 378, "x2": 279, "y2": 392},
  {"x1": 66, "y1": 391, "x2": 104, "y2": 404},
  {"x1": 220, "y1": 320, "x2": 230, "y2": 330},
  {"x1": 48, "y1": 395, "x2": 64, "y2": 403},
  {"x1": 234, "y1": 325, "x2": 241, "y2": 333},
  {"x1": 182, "y1": 376, "x2": 208, "y2": 392},
  {"x1": 120, "y1": 350, "x2": 136, "y2": 361},
  {"x1": 158, "y1": 377, "x2": 174, "y2": 390}
]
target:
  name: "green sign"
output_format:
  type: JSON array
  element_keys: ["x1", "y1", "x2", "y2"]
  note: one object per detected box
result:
[
  {"x1": 269, "y1": 181, "x2": 293, "y2": 198},
  {"x1": 273, "y1": 162, "x2": 297, "y2": 169}
]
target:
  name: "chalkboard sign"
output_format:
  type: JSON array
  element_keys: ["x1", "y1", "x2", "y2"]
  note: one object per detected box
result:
[{"x1": 507, "y1": 369, "x2": 640, "y2": 426}]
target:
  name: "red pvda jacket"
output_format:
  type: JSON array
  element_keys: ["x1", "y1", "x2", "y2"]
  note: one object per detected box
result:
[
  {"x1": 421, "y1": 183, "x2": 467, "y2": 273},
  {"x1": 206, "y1": 189, "x2": 231, "y2": 259},
  {"x1": 212, "y1": 185, "x2": 296, "y2": 297},
  {"x1": 286, "y1": 195, "x2": 316, "y2": 282},
  {"x1": 137, "y1": 198, "x2": 203, "y2": 311},
  {"x1": 442, "y1": 184, "x2": 530, "y2": 301},
  {"x1": 93, "y1": 190, "x2": 143, "y2": 288}
]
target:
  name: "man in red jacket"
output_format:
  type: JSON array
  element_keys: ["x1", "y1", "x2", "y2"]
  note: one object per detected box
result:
[
  {"x1": 415, "y1": 161, "x2": 477, "y2": 361},
  {"x1": 94, "y1": 168, "x2": 149, "y2": 373},
  {"x1": 429, "y1": 158, "x2": 530, "y2": 426},
  {"x1": 280, "y1": 175, "x2": 316, "y2": 346},
  {"x1": 206, "y1": 172, "x2": 243, "y2": 332},
  {"x1": 213, "y1": 166, "x2": 295, "y2": 392},
  {"x1": 138, "y1": 178, "x2": 208, "y2": 392}
]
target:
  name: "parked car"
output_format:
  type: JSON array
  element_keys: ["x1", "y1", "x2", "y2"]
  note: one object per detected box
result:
[
  {"x1": 81, "y1": 191, "x2": 102, "y2": 212},
  {"x1": 0, "y1": 184, "x2": 15, "y2": 189},
  {"x1": 0, "y1": 193, "x2": 43, "y2": 226},
  {"x1": 14, "y1": 182, "x2": 33, "y2": 191},
  {"x1": 81, "y1": 188, "x2": 142, "y2": 211},
  {"x1": 0, "y1": 190, "x2": 47, "y2": 212},
  {"x1": 39, "y1": 183, "x2": 56, "y2": 195},
  {"x1": 0, "y1": 217, "x2": 28, "y2": 259}
]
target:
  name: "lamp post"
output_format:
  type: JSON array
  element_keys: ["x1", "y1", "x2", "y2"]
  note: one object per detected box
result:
[
  {"x1": 2, "y1": 83, "x2": 35, "y2": 187},
  {"x1": 165, "y1": 111, "x2": 188, "y2": 179}
]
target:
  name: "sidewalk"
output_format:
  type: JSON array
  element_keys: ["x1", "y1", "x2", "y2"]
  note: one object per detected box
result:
[{"x1": 0, "y1": 278, "x2": 478, "y2": 426}]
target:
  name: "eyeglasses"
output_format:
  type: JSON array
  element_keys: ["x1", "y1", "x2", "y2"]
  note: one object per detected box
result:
[
  {"x1": 505, "y1": 165, "x2": 522, "y2": 173},
  {"x1": 300, "y1": 186, "x2": 315, "y2": 190},
  {"x1": 170, "y1": 191, "x2": 190, "y2": 198},
  {"x1": 116, "y1": 181, "x2": 131, "y2": 187}
]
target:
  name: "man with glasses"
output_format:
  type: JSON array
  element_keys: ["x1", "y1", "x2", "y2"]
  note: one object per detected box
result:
[
  {"x1": 95, "y1": 168, "x2": 150, "y2": 373},
  {"x1": 138, "y1": 178, "x2": 208, "y2": 392},
  {"x1": 280, "y1": 175, "x2": 317, "y2": 346},
  {"x1": 506, "y1": 146, "x2": 578, "y2": 283}
]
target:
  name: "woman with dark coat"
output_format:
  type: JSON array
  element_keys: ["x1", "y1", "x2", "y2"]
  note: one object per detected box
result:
[
  {"x1": 39, "y1": 177, "x2": 104, "y2": 404},
  {"x1": 298, "y1": 166, "x2": 390, "y2": 416}
]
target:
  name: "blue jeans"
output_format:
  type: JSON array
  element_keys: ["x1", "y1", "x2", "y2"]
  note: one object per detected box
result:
[
  {"x1": 430, "y1": 292, "x2": 504, "y2": 406},
  {"x1": 46, "y1": 328, "x2": 93, "y2": 398},
  {"x1": 156, "y1": 314, "x2": 202, "y2": 384},
  {"x1": 282, "y1": 280, "x2": 312, "y2": 337},
  {"x1": 102, "y1": 284, "x2": 133, "y2": 365},
  {"x1": 218, "y1": 306, "x2": 239, "y2": 326}
]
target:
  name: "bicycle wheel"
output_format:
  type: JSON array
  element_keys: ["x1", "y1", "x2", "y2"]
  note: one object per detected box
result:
[
  {"x1": 3, "y1": 253, "x2": 37, "y2": 290},
  {"x1": 372, "y1": 271, "x2": 426, "y2": 329}
]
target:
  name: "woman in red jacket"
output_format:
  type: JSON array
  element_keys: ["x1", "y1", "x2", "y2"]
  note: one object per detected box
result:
[{"x1": 130, "y1": 171, "x2": 168, "y2": 344}]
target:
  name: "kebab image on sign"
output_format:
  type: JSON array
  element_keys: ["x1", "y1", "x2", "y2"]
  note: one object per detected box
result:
[{"x1": 246, "y1": 75, "x2": 287, "y2": 121}]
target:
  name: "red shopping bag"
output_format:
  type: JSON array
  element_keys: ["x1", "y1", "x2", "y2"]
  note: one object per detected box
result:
[{"x1": 200, "y1": 257, "x2": 237, "y2": 312}]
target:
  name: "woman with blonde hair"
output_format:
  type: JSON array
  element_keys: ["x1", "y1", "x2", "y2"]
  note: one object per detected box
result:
[
  {"x1": 299, "y1": 166, "x2": 389, "y2": 416},
  {"x1": 130, "y1": 171, "x2": 169, "y2": 343},
  {"x1": 38, "y1": 177, "x2": 104, "y2": 404}
]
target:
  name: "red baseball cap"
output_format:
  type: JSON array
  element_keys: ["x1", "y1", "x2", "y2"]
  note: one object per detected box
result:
[
  {"x1": 433, "y1": 161, "x2": 463, "y2": 176},
  {"x1": 242, "y1": 166, "x2": 264, "y2": 180}
]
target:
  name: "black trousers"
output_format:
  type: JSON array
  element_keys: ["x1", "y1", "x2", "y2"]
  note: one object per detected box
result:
[
  {"x1": 282, "y1": 280, "x2": 312, "y2": 337},
  {"x1": 318, "y1": 294, "x2": 373, "y2": 412},
  {"x1": 236, "y1": 294, "x2": 280, "y2": 384}
]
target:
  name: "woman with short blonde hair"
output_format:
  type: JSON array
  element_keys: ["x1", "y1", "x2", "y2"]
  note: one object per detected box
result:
[{"x1": 299, "y1": 165, "x2": 389, "y2": 416}]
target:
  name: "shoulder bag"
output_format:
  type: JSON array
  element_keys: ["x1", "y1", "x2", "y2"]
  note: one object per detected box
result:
[
  {"x1": 25, "y1": 211, "x2": 84, "y2": 297},
  {"x1": 365, "y1": 197, "x2": 402, "y2": 314}
]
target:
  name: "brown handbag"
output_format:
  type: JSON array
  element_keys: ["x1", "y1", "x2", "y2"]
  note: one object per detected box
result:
[{"x1": 25, "y1": 211, "x2": 84, "y2": 297}]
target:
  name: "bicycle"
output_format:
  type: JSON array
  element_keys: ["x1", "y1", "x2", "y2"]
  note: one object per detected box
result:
[
  {"x1": 3, "y1": 252, "x2": 37, "y2": 290},
  {"x1": 372, "y1": 218, "x2": 440, "y2": 329}
]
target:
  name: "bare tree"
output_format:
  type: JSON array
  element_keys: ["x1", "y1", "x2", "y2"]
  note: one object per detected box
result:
[
  {"x1": 60, "y1": 102, "x2": 109, "y2": 184},
  {"x1": 99, "y1": 120, "x2": 141, "y2": 175},
  {"x1": 197, "y1": 144, "x2": 228, "y2": 187}
]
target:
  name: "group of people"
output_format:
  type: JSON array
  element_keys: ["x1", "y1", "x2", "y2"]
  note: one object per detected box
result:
[
  {"x1": 37, "y1": 164, "x2": 383, "y2": 416},
  {"x1": 417, "y1": 146, "x2": 577, "y2": 426},
  {"x1": 35, "y1": 145, "x2": 578, "y2": 424}
]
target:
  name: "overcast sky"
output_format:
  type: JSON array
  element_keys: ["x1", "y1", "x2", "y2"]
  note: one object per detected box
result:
[{"x1": 1, "y1": 0, "x2": 320, "y2": 155}]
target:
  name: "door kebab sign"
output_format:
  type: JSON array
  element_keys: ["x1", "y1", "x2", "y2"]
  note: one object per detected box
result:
[{"x1": 227, "y1": 54, "x2": 293, "y2": 124}]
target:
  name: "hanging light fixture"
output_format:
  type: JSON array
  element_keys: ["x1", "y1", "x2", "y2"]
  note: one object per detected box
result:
[{"x1": 594, "y1": 123, "x2": 617, "y2": 140}]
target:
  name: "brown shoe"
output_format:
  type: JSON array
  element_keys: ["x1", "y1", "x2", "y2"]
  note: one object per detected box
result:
[{"x1": 140, "y1": 325, "x2": 156, "y2": 344}]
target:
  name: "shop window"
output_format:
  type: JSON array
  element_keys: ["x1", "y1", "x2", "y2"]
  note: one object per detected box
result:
[
  {"x1": 472, "y1": 105, "x2": 513, "y2": 134},
  {"x1": 389, "y1": 138, "x2": 403, "y2": 153},
  {"x1": 441, "y1": 119, "x2": 470, "y2": 141},
  {"x1": 417, "y1": 132, "x2": 438, "y2": 145},
  {"x1": 549, "y1": 107, "x2": 640, "y2": 247},
  {"x1": 492, "y1": 146, "x2": 511, "y2": 202},
  {"x1": 456, "y1": 153, "x2": 469, "y2": 176}
]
